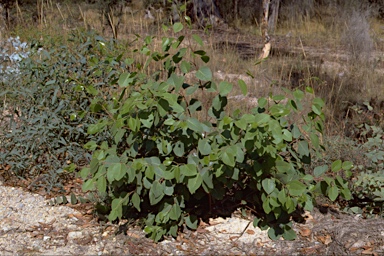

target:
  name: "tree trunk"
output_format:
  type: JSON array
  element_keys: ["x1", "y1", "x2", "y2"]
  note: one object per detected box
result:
[
  {"x1": 268, "y1": 0, "x2": 280, "y2": 34},
  {"x1": 233, "y1": 0, "x2": 238, "y2": 22},
  {"x1": 259, "y1": 0, "x2": 271, "y2": 60},
  {"x1": 191, "y1": 0, "x2": 221, "y2": 27}
]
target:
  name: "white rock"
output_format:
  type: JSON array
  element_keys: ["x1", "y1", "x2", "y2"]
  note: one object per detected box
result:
[{"x1": 67, "y1": 231, "x2": 84, "y2": 241}]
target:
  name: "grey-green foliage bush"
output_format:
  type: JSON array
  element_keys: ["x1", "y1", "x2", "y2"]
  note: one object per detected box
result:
[
  {"x1": 81, "y1": 23, "x2": 353, "y2": 241},
  {"x1": 0, "y1": 30, "x2": 126, "y2": 191},
  {"x1": 348, "y1": 125, "x2": 384, "y2": 216}
]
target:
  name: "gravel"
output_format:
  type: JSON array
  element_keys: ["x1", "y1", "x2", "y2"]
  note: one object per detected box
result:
[{"x1": 1, "y1": 180, "x2": 384, "y2": 255}]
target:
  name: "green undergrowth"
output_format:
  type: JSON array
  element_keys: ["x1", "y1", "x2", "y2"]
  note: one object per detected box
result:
[
  {"x1": 0, "y1": 29, "x2": 128, "y2": 191},
  {"x1": 77, "y1": 23, "x2": 353, "y2": 241}
]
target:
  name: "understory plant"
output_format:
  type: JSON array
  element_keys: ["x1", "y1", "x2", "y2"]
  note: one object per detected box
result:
[
  {"x1": 81, "y1": 23, "x2": 353, "y2": 241},
  {"x1": 0, "y1": 30, "x2": 126, "y2": 190},
  {"x1": 348, "y1": 125, "x2": 384, "y2": 216}
]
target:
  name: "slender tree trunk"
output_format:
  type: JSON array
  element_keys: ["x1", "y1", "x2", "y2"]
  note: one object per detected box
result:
[
  {"x1": 192, "y1": 0, "x2": 221, "y2": 27},
  {"x1": 233, "y1": 0, "x2": 238, "y2": 22},
  {"x1": 268, "y1": 0, "x2": 280, "y2": 34},
  {"x1": 259, "y1": 0, "x2": 271, "y2": 60}
]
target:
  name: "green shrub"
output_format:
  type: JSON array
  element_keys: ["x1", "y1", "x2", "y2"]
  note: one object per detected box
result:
[
  {"x1": 0, "y1": 30, "x2": 126, "y2": 191},
  {"x1": 81, "y1": 23, "x2": 353, "y2": 241},
  {"x1": 347, "y1": 125, "x2": 384, "y2": 216}
]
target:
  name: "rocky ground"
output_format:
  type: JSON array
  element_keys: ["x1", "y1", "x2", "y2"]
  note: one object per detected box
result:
[{"x1": 1, "y1": 177, "x2": 384, "y2": 255}]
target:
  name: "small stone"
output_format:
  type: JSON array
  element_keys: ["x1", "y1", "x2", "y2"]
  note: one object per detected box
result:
[
  {"x1": 43, "y1": 236, "x2": 50, "y2": 241},
  {"x1": 67, "y1": 231, "x2": 84, "y2": 241}
]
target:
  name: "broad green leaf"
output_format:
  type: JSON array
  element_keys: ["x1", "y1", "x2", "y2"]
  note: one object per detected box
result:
[
  {"x1": 87, "y1": 121, "x2": 107, "y2": 135},
  {"x1": 168, "y1": 73, "x2": 184, "y2": 91},
  {"x1": 201, "y1": 55, "x2": 210, "y2": 63},
  {"x1": 107, "y1": 163, "x2": 126, "y2": 182},
  {"x1": 195, "y1": 66, "x2": 212, "y2": 81},
  {"x1": 186, "y1": 117, "x2": 203, "y2": 133},
  {"x1": 298, "y1": 140, "x2": 309, "y2": 157},
  {"x1": 278, "y1": 189, "x2": 287, "y2": 204},
  {"x1": 104, "y1": 155, "x2": 120, "y2": 166},
  {"x1": 306, "y1": 87, "x2": 314, "y2": 94},
  {"x1": 163, "y1": 184, "x2": 174, "y2": 196},
  {"x1": 132, "y1": 192, "x2": 141, "y2": 212},
  {"x1": 238, "y1": 79, "x2": 248, "y2": 96},
  {"x1": 187, "y1": 174, "x2": 203, "y2": 194},
  {"x1": 185, "y1": 84, "x2": 198, "y2": 95},
  {"x1": 340, "y1": 187, "x2": 352, "y2": 200},
  {"x1": 149, "y1": 180, "x2": 165, "y2": 205},
  {"x1": 96, "y1": 176, "x2": 107, "y2": 193},
  {"x1": 82, "y1": 179, "x2": 94, "y2": 191},
  {"x1": 312, "y1": 104, "x2": 322, "y2": 115},
  {"x1": 235, "y1": 145, "x2": 245, "y2": 163},
  {"x1": 285, "y1": 197, "x2": 296, "y2": 213},
  {"x1": 270, "y1": 105, "x2": 290, "y2": 117},
  {"x1": 109, "y1": 198, "x2": 123, "y2": 221},
  {"x1": 262, "y1": 199, "x2": 272, "y2": 214},
  {"x1": 282, "y1": 225, "x2": 297, "y2": 241},
  {"x1": 192, "y1": 34, "x2": 203, "y2": 46},
  {"x1": 86, "y1": 85, "x2": 98, "y2": 96},
  {"x1": 313, "y1": 98, "x2": 325, "y2": 108},
  {"x1": 221, "y1": 151, "x2": 235, "y2": 167},
  {"x1": 269, "y1": 197, "x2": 280, "y2": 207},
  {"x1": 198, "y1": 139, "x2": 212, "y2": 155},
  {"x1": 232, "y1": 168, "x2": 240, "y2": 180},
  {"x1": 118, "y1": 72, "x2": 133, "y2": 87},
  {"x1": 180, "y1": 164, "x2": 197, "y2": 176},
  {"x1": 218, "y1": 81, "x2": 233, "y2": 96},
  {"x1": 314, "y1": 165, "x2": 328, "y2": 177},
  {"x1": 287, "y1": 180, "x2": 307, "y2": 196},
  {"x1": 262, "y1": 178, "x2": 276, "y2": 194},
  {"x1": 258, "y1": 97, "x2": 267, "y2": 108},
  {"x1": 169, "y1": 203, "x2": 181, "y2": 221},
  {"x1": 114, "y1": 128, "x2": 125, "y2": 144},
  {"x1": 276, "y1": 160, "x2": 292, "y2": 174},
  {"x1": 173, "y1": 22, "x2": 183, "y2": 33},
  {"x1": 235, "y1": 118, "x2": 247, "y2": 130},
  {"x1": 128, "y1": 117, "x2": 138, "y2": 132},
  {"x1": 331, "y1": 160, "x2": 342, "y2": 172},
  {"x1": 254, "y1": 113, "x2": 270, "y2": 125},
  {"x1": 328, "y1": 185, "x2": 339, "y2": 201},
  {"x1": 342, "y1": 161, "x2": 353, "y2": 171},
  {"x1": 282, "y1": 129, "x2": 292, "y2": 142},
  {"x1": 173, "y1": 141, "x2": 185, "y2": 157},
  {"x1": 293, "y1": 89, "x2": 304, "y2": 100},
  {"x1": 310, "y1": 133, "x2": 320, "y2": 149},
  {"x1": 253, "y1": 217, "x2": 261, "y2": 228},
  {"x1": 70, "y1": 193, "x2": 78, "y2": 205},
  {"x1": 291, "y1": 125, "x2": 301, "y2": 139},
  {"x1": 185, "y1": 215, "x2": 198, "y2": 229},
  {"x1": 271, "y1": 94, "x2": 285, "y2": 101},
  {"x1": 84, "y1": 141, "x2": 97, "y2": 150},
  {"x1": 180, "y1": 60, "x2": 191, "y2": 73}
]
